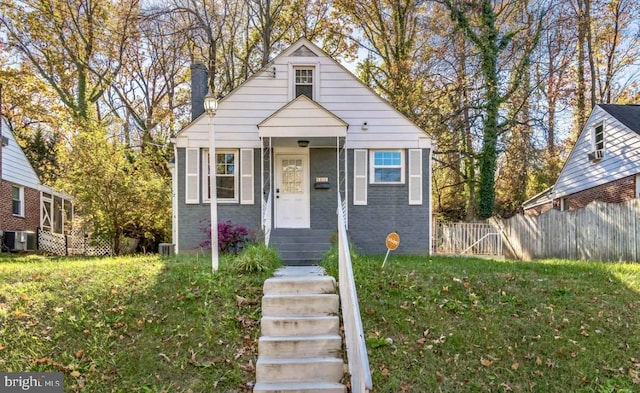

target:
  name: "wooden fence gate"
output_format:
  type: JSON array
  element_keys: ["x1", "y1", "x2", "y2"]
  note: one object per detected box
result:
[{"x1": 434, "y1": 222, "x2": 503, "y2": 257}]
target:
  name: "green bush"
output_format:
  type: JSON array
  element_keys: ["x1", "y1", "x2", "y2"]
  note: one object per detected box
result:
[{"x1": 230, "y1": 243, "x2": 280, "y2": 273}]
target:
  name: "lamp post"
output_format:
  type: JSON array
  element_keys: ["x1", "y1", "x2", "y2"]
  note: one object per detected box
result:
[{"x1": 203, "y1": 88, "x2": 219, "y2": 272}]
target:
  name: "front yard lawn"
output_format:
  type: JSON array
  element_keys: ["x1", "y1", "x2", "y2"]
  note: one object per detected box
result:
[
  {"x1": 324, "y1": 255, "x2": 640, "y2": 392},
  {"x1": 3, "y1": 252, "x2": 639, "y2": 392},
  {"x1": 0, "y1": 254, "x2": 267, "y2": 392}
]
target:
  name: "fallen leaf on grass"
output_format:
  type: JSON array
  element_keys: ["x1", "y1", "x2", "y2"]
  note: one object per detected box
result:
[
  {"x1": 159, "y1": 353, "x2": 171, "y2": 363},
  {"x1": 435, "y1": 370, "x2": 443, "y2": 383},
  {"x1": 511, "y1": 362, "x2": 520, "y2": 370},
  {"x1": 70, "y1": 370, "x2": 80, "y2": 378},
  {"x1": 481, "y1": 358, "x2": 493, "y2": 367},
  {"x1": 75, "y1": 349, "x2": 84, "y2": 359},
  {"x1": 630, "y1": 369, "x2": 640, "y2": 384}
]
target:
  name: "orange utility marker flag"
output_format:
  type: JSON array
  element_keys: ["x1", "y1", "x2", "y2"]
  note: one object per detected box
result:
[{"x1": 382, "y1": 232, "x2": 400, "y2": 268}]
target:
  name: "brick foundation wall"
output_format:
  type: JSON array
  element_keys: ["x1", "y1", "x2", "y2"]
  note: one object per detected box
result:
[
  {"x1": 563, "y1": 175, "x2": 637, "y2": 211},
  {"x1": 0, "y1": 180, "x2": 40, "y2": 232}
]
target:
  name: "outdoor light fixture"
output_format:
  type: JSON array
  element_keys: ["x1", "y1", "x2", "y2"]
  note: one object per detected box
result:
[
  {"x1": 204, "y1": 87, "x2": 219, "y2": 272},
  {"x1": 362, "y1": 122, "x2": 368, "y2": 131},
  {"x1": 203, "y1": 88, "x2": 218, "y2": 116},
  {"x1": 297, "y1": 140, "x2": 310, "y2": 148}
]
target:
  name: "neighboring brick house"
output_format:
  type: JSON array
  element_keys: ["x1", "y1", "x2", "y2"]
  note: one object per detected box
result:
[
  {"x1": 523, "y1": 104, "x2": 640, "y2": 215},
  {"x1": 1, "y1": 117, "x2": 73, "y2": 251},
  {"x1": 172, "y1": 38, "x2": 434, "y2": 255}
]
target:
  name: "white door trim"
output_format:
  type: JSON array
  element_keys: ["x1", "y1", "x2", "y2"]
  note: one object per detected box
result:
[{"x1": 274, "y1": 148, "x2": 310, "y2": 228}]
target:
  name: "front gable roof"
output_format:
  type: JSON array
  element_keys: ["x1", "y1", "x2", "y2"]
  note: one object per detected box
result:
[
  {"x1": 599, "y1": 104, "x2": 640, "y2": 135},
  {"x1": 258, "y1": 94, "x2": 348, "y2": 138},
  {"x1": 176, "y1": 37, "x2": 433, "y2": 150},
  {"x1": 1, "y1": 118, "x2": 41, "y2": 189},
  {"x1": 551, "y1": 104, "x2": 640, "y2": 199}
]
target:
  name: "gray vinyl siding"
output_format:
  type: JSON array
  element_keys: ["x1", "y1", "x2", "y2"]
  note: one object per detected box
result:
[
  {"x1": 347, "y1": 149, "x2": 431, "y2": 255},
  {"x1": 553, "y1": 106, "x2": 640, "y2": 198},
  {"x1": 176, "y1": 147, "x2": 261, "y2": 252}
]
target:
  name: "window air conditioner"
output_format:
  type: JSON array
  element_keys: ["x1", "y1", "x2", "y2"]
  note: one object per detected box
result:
[{"x1": 588, "y1": 149, "x2": 604, "y2": 161}]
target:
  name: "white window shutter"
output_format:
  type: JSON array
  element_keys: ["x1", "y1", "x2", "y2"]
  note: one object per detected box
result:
[
  {"x1": 185, "y1": 148, "x2": 200, "y2": 204},
  {"x1": 408, "y1": 149, "x2": 422, "y2": 205},
  {"x1": 240, "y1": 149, "x2": 254, "y2": 205},
  {"x1": 353, "y1": 149, "x2": 367, "y2": 205}
]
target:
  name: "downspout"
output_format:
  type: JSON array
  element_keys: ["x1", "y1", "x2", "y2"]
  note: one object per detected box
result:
[
  {"x1": 428, "y1": 144, "x2": 435, "y2": 254},
  {"x1": 261, "y1": 136, "x2": 264, "y2": 231},
  {"x1": 170, "y1": 139, "x2": 179, "y2": 254}
]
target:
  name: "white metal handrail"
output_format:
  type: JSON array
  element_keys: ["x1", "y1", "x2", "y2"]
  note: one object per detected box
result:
[
  {"x1": 337, "y1": 192, "x2": 372, "y2": 393},
  {"x1": 262, "y1": 192, "x2": 272, "y2": 246}
]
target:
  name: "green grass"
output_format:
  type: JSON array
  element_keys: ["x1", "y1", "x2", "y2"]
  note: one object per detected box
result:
[
  {"x1": 324, "y1": 254, "x2": 640, "y2": 392},
  {"x1": 0, "y1": 253, "x2": 270, "y2": 392},
  {"x1": 3, "y1": 252, "x2": 639, "y2": 393}
]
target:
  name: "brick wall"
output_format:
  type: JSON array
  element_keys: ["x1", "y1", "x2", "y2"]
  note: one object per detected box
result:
[
  {"x1": 176, "y1": 148, "x2": 261, "y2": 253},
  {"x1": 0, "y1": 180, "x2": 40, "y2": 233},
  {"x1": 347, "y1": 149, "x2": 432, "y2": 255},
  {"x1": 310, "y1": 148, "x2": 337, "y2": 230},
  {"x1": 563, "y1": 175, "x2": 637, "y2": 211}
]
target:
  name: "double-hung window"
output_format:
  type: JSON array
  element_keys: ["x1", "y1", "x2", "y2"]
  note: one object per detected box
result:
[
  {"x1": 294, "y1": 67, "x2": 314, "y2": 99},
  {"x1": 203, "y1": 149, "x2": 238, "y2": 202},
  {"x1": 594, "y1": 123, "x2": 604, "y2": 151},
  {"x1": 12, "y1": 186, "x2": 24, "y2": 216},
  {"x1": 370, "y1": 150, "x2": 404, "y2": 184}
]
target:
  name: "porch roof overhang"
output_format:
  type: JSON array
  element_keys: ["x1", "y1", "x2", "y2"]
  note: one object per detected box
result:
[{"x1": 257, "y1": 95, "x2": 348, "y2": 138}]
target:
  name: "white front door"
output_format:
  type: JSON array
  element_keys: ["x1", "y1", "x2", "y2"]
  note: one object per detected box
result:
[{"x1": 275, "y1": 153, "x2": 310, "y2": 228}]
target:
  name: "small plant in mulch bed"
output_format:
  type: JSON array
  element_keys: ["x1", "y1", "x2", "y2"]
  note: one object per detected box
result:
[
  {"x1": 199, "y1": 220, "x2": 251, "y2": 254},
  {"x1": 230, "y1": 243, "x2": 281, "y2": 273}
]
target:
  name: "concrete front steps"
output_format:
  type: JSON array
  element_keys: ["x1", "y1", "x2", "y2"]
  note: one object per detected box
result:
[
  {"x1": 269, "y1": 229, "x2": 334, "y2": 266},
  {"x1": 254, "y1": 267, "x2": 346, "y2": 393}
]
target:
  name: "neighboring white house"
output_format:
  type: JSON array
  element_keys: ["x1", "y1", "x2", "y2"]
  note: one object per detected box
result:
[
  {"x1": 524, "y1": 104, "x2": 640, "y2": 215},
  {"x1": 1, "y1": 117, "x2": 73, "y2": 251},
  {"x1": 172, "y1": 38, "x2": 434, "y2": 256}
]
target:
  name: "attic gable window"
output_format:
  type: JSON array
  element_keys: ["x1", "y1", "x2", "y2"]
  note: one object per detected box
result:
[
  {"x1": 589, "y1": 123, "x2": 605, "y2": 161},
  {"x1": 295, "y1": 67, "x2": 314, "y2": 99}
]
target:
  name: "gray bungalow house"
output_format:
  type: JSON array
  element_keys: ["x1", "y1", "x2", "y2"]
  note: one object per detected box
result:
[{"x1": 171, "y1": 39, "x2": 434, "y2": 258}]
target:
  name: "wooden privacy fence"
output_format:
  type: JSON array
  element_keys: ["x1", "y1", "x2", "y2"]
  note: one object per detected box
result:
[
  {"x1": 434, "y1": 222, "x2": 502, "y2": 256},
  {"x1": 490, "y1": 199, "x2": 640, "y2": 262}
]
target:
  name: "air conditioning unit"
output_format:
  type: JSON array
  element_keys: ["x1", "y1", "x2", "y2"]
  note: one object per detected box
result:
[
  {"x1": 588, "y1": 149, "x2": 604, "y2": 161},
  {"x1": 158, "y1": 243, "x2": 175, "y2": 257},
  {"x1": 8, "y1": 231, "x2": 37, "y2": 251}
]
